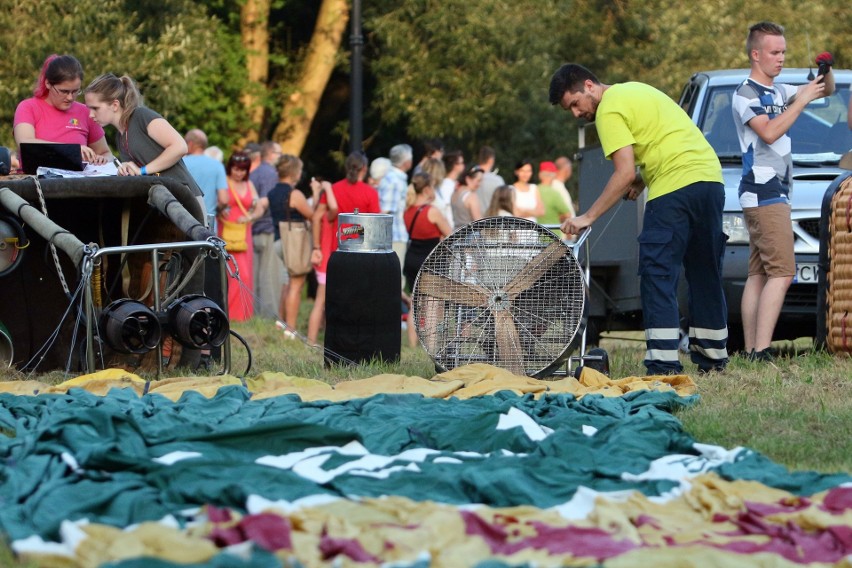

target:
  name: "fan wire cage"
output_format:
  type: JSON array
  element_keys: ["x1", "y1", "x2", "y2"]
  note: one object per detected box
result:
[{"x1": 412, "y1": 217, "x2": 586, "y2": 378}]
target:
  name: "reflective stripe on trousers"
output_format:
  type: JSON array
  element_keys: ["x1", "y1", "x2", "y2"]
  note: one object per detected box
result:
[{"x1": 689, "y1": 326, "x2": 728, "y2": 361}]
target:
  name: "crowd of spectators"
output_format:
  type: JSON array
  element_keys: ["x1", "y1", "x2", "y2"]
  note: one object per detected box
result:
[{"x1": 5, "y1": 54, "x2": 577, "y2": 349}]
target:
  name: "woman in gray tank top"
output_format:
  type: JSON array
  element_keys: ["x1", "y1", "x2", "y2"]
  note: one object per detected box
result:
[
  {"x1": 84, "y1": 73, "x2": 201, "y2": 195},
  {"x1": 450, "y1": 165, "x2": 484, "y2": 228}
]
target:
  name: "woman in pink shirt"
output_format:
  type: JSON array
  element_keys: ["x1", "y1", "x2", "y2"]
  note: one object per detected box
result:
[{"x1": 13, "y1": 54, "x2": 111, "y2": 166}]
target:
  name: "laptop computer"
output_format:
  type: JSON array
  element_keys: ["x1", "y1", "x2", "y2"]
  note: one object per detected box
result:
[{"x1": 19, "y1": 143, "x2": 84, "y2": 175}]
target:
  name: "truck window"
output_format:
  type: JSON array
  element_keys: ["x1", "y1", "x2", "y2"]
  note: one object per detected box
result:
[
  {"x1": 790, "y1": 87, "x2": 851, "y2": 158},
  {"x1": 699, "y1": 83, "x2": 851, "y2": 163},
  {"x1": 679, "y1": 81, "x2": 700, "y2": 115},
  {"x1": 699, "y1": 87, "x2": 738, "y2": 158}
]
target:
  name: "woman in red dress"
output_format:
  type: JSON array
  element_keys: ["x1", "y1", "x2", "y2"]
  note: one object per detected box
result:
[{"x1": 218, "y1": 152, "x2": 264, "y2": 321}]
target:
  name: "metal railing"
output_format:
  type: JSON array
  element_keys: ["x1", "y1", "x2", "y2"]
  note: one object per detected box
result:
[{"x1": 85, "y1": 240, "x2": 231, "y2": 377}]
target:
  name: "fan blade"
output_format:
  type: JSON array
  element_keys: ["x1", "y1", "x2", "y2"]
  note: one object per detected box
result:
[
  {"x1": 494, "y1": 310, "x2": 525, "y2": 375},
  {"x1": 504, "y1": 241, "x2": 567, "y2": 298},
  {"x1": 417, "y1": 272, "x2": 490, "y2": 307}
]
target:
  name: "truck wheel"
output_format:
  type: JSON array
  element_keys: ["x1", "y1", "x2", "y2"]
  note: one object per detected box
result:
[
  {"x1": 584, "y1": 347, "x2": 610, "y2": 376},
  {"x1": 584, "y1": 317, "x2": 604, "y2": 347}
]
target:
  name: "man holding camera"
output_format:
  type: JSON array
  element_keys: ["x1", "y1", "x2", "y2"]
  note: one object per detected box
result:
[{"x1": 732, "y1": 21, "x2": 834, "y2": 361}]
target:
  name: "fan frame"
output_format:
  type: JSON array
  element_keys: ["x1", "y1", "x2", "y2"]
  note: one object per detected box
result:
[{"x1": 411, "y1": 216, "x2": 588, "y2": 378}]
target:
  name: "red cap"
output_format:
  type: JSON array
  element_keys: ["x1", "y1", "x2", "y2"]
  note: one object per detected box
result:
[{"x1": 539, "y1": 161, "x2": 557, "y2": 173}]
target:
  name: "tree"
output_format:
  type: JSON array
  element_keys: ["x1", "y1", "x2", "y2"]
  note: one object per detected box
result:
[
  {"x1": 361, "y1": 0, "x2": 851, "y2": 173},
  {"x1": 273, "y1": 0, "x2": 350, "y2": 155},
  {"x1": 240, "y1": 0, "x2": 271, "y2": 143},
  {"x1": 555, "y1": 0, "x2": 850, "y2": 97},
  {"x1": 2, "y1": 0, "x2": 848, "y2": 172},
  {"x1": 0, "y1": 0, "x2": 250, "y2": 152},
  {"x1": 364, "y1": 0, "x2": 571, "y2": 169}
]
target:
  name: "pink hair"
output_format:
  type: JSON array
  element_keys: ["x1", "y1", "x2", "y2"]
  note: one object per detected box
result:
[{"x1": 33, "y1": 54, "x2": 60, "y2": 98}]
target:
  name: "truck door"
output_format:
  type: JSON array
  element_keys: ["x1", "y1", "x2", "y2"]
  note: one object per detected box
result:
[{"x1": 576, "y1": 138, "x2": 644, "y2": 333}]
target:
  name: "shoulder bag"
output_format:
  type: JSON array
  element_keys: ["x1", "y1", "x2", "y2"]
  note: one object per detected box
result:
[
  {"x1": 220, "y1": 183, "x2": 250, "y2": 252},
  {"x1": 279, "y1": 187, "x2": 313, "y2": 276}
]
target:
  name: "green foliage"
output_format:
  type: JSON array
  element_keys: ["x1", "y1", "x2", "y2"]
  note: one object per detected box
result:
[
  {"x1": 0, "y1": 0, "x2": 250, "y2": 152},
  {"x1": 163, "y1": 26, "x2": 255, "y2": 150},
  {"x1": 365, "y1": 0, "x2": 574, "y2": 169},
  {"x1": 1, "y1": 0, "x2": 849, "y2": 184},
  {"x1": 362, "y1": 0, "x2": 850, "y2": 171},
  {"x1": 557, "y1": 0, "x2": 850, "y2": 98}
]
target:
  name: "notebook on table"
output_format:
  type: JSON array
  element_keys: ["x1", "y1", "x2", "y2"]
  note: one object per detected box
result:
[{"x1": 19, "y1": 143, "x2": 84, "y2": 175}]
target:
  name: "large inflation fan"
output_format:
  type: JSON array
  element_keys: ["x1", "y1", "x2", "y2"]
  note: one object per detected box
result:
[{"x1": 411, "y1": 216, "x2": 587, "y2": 377}]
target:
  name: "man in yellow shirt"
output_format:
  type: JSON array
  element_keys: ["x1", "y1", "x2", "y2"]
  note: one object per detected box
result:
[{"x1": 549, "y1": 63, "x2": 728, "y2": 375}]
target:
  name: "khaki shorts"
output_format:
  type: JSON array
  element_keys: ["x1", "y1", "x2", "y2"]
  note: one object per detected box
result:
[{"x1": 743, "y1": 203, "x2": 795, "y2": 278}]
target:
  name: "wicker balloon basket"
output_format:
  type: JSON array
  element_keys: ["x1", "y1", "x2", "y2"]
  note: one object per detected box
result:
[{"x1": 818, "y1": 172, "x2": 852, "y2": 355}]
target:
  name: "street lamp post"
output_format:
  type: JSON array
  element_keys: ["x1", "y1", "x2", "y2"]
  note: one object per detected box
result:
[{"x1": 349, "y1": 0, "x2": 363, "y2": 154}]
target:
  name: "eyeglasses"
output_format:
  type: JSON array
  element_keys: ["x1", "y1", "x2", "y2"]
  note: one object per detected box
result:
[{"x1": 50, "y1": 85, "x2": 82, "y2": 98}]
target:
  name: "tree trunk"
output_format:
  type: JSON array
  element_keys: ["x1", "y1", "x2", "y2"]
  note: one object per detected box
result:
[
  {"x1": 240, "y1": 0, "x2": 271, "y2": 144},
  {"x1": 274, "y1": 0, "x2": 349, "y2": 155}
]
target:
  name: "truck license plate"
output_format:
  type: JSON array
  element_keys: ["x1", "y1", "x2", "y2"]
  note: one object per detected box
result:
[{"x1": 794, "y1": 263, "x2": 818, "y2": 284}]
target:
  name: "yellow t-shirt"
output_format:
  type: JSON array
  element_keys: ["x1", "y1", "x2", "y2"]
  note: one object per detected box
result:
[{"x1": 596, "y1": 82, "x2": 722, "y2": 201}]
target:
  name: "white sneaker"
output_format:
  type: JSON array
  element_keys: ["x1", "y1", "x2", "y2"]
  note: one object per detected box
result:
[
  {"x1": 275, "y1": 321, "x2": 297, "y2": 340},
  {"x1": 678, "y1": 330, "x2": 690, "y2": 354}
]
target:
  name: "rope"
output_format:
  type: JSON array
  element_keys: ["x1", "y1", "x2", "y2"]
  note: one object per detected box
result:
[
  {"x1": 32, "y1": 177, "x2": 71, "y2": 297},
  {"x1": 163, "y1": 252, "x2": 205, "y2": 305},
  {"x1": 106, "y1": 207, "x2": 157, "y2": 301},
  {"x1": 22, "y1": 269, "x2": 87, "y2": 375}
]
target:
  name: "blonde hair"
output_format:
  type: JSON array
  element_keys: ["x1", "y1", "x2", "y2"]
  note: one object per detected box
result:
[
  {"x1": 405, "y1": 172, "x2": 432, "y2": 207},
  {"x1": 420, "y1": 157, "x2": 446, "y2": 190},
  {"x1": 485, "y1": 185, "x2": 515, "y2": 217},
  {"x1": 85, "y1": 73, "x2": 142, "y2": 129},
  {"x1": 277, "y1": 154, "x2": 303, "y2": 180}
]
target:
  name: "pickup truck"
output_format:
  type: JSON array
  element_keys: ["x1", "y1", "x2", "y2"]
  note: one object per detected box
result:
[{"x1": 576, "y1": 68, "x2": 851, "y2": 351}]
